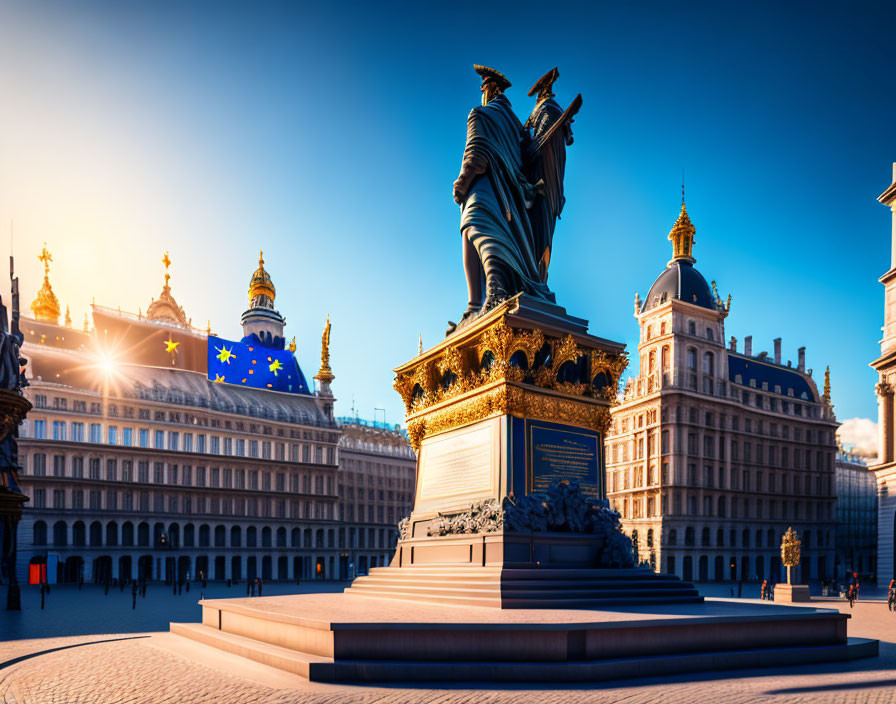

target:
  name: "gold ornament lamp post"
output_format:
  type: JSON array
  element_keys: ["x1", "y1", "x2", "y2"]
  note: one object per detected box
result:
[{"x1": 774, "y1": 527, "x2": 811, "y2": 602}]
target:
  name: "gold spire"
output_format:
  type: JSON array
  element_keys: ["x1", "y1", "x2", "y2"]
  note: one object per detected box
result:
[
  {"x1": 146, "y1": 251, "x2": 188, "y2": 326},
  {"x1": 418, "y1": 332, "x2": 423, "y2": 355},
  {"x1": 64, "y1": 305, "x2": 72, "y2": 328},
  {"x1": 83, "y1": 313, "x2": 90, "y2": 332},
  {"x1": 30, "y1": 243, "x2": 61, "y2": 324},
  {"x1": 248, "y1": 250, "x2": 276, "y2": 305},
  {"x1": 314, "y1": 315, "x2": 334, "y2": 384},
  {"x1": 668, "y1": 198, "x2": 696, "y2": 263},
  {"x1": 287, "y1": 336, "x2": 296, "y2": 353},
  {"x1": 823, "y1": 365, "x2": 832, "y2": 404}
]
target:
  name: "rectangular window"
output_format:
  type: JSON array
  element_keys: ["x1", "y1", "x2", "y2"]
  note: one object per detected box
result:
[
  {"x1": 262, "y1": 441, "x2": 271, "y2": 460},
  {"x1": 53, "y1": 490, "x2": 65, "y2": 509},
  {"x1": 314, "y1": 446, "x2": 322, "y2": 464},
  {"x1": 154, "y1": 462, "x2": 164, "y2": 483},
  {"x1": 107, "y1": 491, "x2": 117, "y2": 510},
  {"x1": 106, "y1": 459, "x2": 117, "y2": 481},
  {"x1": 71, "y1": 456, "x2": 84, "y2": 478},
  {"x1": 210, "y1": 436, "x2": 220, "y2": 454},
  {"x1": 169, "y1": 465, "x2": 178, "y2": 485},
  {"x1": 250, "y1": 440, "x2": 259, "y2": 458},
  {"x1": 138, "y1": 461, "x2": 149, "y2": 483},
  {"x1": 168, "y1": 432, "x2": 179, "y2": 451},
  {"x1": 154, "y1": 430, "x2": 165, "y2": 449},
  {"x1": 33, "y1": 488, "x2": 46, "y2": 508},
  {"x1": 183, "y1": 434, "x2": 193, "y2": 452},
  {"x1": 302, "y1": 445, "x2": 311, "y2": 463},
  {"x1": 211, "y1": 467, "x2": 220, "y2": 488},
  {"x1": 108, "y1": 426, "x2": 117, "y2": 445},
  {"x1": 122, "y1": 460, "x2": 133, "y2": 482},
  {"x1": 225, "y1": 437, "x2": 234, "y2": 455},
  {"x1": 33, "y1": 453, "x2": 46, "y2": 476},
  {"x1": 139, "y1": 429, "x2": 149, "y2": 448},
  {"x1": 122, "y1": 427, "x2": 133, "y2": 447},
  {"x1": 235, "y1": 438, "x2": 244, "y2": 456},
  {"x1": 53, "y1": 455, "x2": 65, "y2": 477},
  {"x1": 34, "y1": 419, "x2": 46, "y2": 439},
  {"x1": 71, "y1": 422, "x2": 85, "y2": 442},
  {"x1": 52, "y1": 421, "x2": 66, "y2": 441},
  {"x1": 249, "y1": 471, "x2": 259, "y2": 490},
  {"x1": 197, "y1": 466, "x2": 206, "y2": 487},
  {"x1": 197, "y1": 435, "x2": 206, "y2": 453},
  {"x1": 89, "y1": 423, "x2": 102, "y2": 443},
  {"x1": 182, "y1": 465, "x2": 192, "y2": 486}
]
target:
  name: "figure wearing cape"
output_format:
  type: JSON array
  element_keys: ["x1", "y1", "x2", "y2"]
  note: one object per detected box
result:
[
  {"x1": 525, "y1": 68, "x2": 577, "y2": 284},
  {"x1": 453, "y1": 66, "x2": 554, "y2": 329}
]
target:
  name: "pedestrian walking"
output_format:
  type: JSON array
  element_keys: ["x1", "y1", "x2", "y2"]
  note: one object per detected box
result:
[
  {"x1": 761, "y1": 580, "x2": 768, "y2": 600},
  {"x1": 257, "y1": 577, "x2": 263, "y2": 597},
  {"x1": 247, "y1": 580, "x2": 251, "y2": 596},
  {"x1": 40, "y1": 582, "x2": 47, "y2": 610}
]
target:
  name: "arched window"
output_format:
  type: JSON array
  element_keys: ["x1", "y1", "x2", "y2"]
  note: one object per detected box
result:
[
  {"x1": 685, "y1": 526, "x2": 695, "y2": 546},
  {"x1": 703, "y1": 351, "x2": 714, "y2": 375},
  {"x1": 53, "y1": 521, "x2": 68, "y2": 547},
  {"x1": 706, "y1": 327, "x2": 714, "y2": 341},
  {"x1": 755, "y1": 529, "x2": 763, "y2": 548},
  {"x1": 717, "y1": 496, "x2": 726, "y2": 517},
  {"x1": 646, "y1": 528, "x2": 654, "y2": 548},
  {"x1": 661, "y1": 346, "x2": 670, "y2": 372},
  {"x1": 688, "y1": 321, "x2": 696, "y2": 335},
  {"x1": 231, "y1": 526, "x2": 242, "y2": 547},
  {"x1": 701, "y1": 527, "x2": 711, "y2": 546},
  {"x1": 716, "y1": 528, "x2": 724, "y2": 546},
  {"x1": 649, "y1": 350, "x2": 656, "y2": 374},
  {"x1": 247, "y1": 526, "x2": 257, "y2": 547},
  {"x1": 33, "y1": 520, "x2": 47, "y2": 545},
  {"x1": 660, "y1": 322, "x2": 666, "y2": 335},
  {"x1": 742, "y1": 529, "x2": 750, "y2": 548},
  {"x1": 668, "y1": 529, "x2": 677, "y2": 545},
  {"x1": 687, "y1": 348, "x2": 697, "y2": 370}
]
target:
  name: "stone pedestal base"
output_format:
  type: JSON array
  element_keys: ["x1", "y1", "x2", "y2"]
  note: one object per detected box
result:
[{"x1": 774, "y1": 583, "x2": 811, "y2": 602}]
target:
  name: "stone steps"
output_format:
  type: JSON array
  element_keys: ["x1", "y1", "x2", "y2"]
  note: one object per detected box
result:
[
  {"x1": 170, "y1": 619, "x2": 878, "y2": 683},
  {"x1": 345, "y1": 566, "x2": 702, "y2": 607}
]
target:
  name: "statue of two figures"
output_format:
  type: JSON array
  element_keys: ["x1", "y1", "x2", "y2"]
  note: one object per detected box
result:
[
  {"x1": 450, "y1": 65, "x2": 581, "y2": 333},
  {"x1": 0, "y1": 261, "x2": 28, "y2": 610},
  {"x1": 0, "y1": 263, "x2": 27, "y2": 495}
]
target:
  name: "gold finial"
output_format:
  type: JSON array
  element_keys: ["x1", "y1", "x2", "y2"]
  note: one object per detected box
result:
[
  {"x1": 314, "y1": 315, "x2": 334, "y2": 384},
  {"x1": 823, "y1": 365, "x2": 832, "y2": 403},
  {"x1": 64, "y1": 305, "x2": 72, "y2": 328},
  {"x1": 206, "y1": 320, "x2": 211, "y2": 335},
  {"x1": 668, "y1": 196, "x2": 696, "y2": 263},
  {"x1": 162, "y1": 251, "x2": 171, "y2": 288},
  {"x1": 83, "y1": 313, "x2": 89, "y2": 332},
  {"x1": 248, "y1": 249, "x2": 275, "y2": 305},
  {"x1": 30, "y1": 243, "x2": 61, "y2": 324},
  {"x1": 288, "y1": 336, "x2": 296, "y2": 353},
  {"x1": 418, "y1": 332, "x2": 423, "y2": 355}
]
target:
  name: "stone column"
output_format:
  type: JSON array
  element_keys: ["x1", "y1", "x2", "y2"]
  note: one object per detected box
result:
[{"x1": 879, "y1": 383, "x2": 894, "y2": 464}]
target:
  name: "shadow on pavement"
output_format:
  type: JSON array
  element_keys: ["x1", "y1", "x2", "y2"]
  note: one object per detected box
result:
[{"x1": 0, "y1": 635, "x2": 149, "y2": 671}]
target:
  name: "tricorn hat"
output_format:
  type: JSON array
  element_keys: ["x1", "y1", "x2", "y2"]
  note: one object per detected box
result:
[
  {"x1": 474, "y1": 65, "x2": 511, "y2": 91},
  {"x1": 528, "y1": 67, "x2": 559, "y2": 97}
]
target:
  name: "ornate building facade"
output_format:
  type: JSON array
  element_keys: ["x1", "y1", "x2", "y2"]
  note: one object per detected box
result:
[
  {"x1": 13, "y1": 250, "x2": 365, "y2": 584},
  {"x1": 834, "y1": 447, "x2": 877, "y2": 583},
  {"x1": 336, "y1": 417, "x2": 416, "y2": 578},
  {"x1": 605, "y1": 200, "x2": 838, "y2": 583},
  {"x1": 871, "y1": 162, "x2": 896, "y2": 586}
]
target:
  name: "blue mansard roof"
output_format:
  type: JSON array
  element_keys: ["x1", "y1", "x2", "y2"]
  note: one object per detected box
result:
[{"x1": 727, "y1": 352, "x2": 818, "y2": 402}]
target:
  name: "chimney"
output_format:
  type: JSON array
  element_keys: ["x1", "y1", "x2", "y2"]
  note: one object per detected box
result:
[
  {"x1": 729, "y1": 336, "x2": 737, "y2": 352},
  {"x1": 744, "y1": 336, "x2": 752, "y2": 356},
  {"x1": 798, "y1": 346, "x2": 806, "y2": 372},
  {"x1": 774, "y1": 338, "x2": 781, "y2": 364}
]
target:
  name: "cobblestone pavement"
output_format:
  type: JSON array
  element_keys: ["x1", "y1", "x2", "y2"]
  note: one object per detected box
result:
[{"x1": 2, "y1": 595, "x2": 895, "y2": 704}]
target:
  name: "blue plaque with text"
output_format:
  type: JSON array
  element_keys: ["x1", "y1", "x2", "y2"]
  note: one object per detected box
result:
[{"x1": 528, "y1": 422, "x2": 601, "y2": 497}]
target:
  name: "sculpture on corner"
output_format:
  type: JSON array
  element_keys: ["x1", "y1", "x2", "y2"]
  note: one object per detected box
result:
[
  {"x1": 0, "y1": 257, "x2": 31, "y2": 610},
  {"x1": 451, "y1": 64, "x2": 580, "y2": 332}
]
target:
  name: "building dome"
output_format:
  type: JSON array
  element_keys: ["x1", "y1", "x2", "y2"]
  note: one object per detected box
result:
[
  {"x1": 639, "y1": 198, "x2": 719, "y2": 313},
  {"x1": 641, "y1": 260, "x2": 715, "y2": 312},
  {"x1": 249, "y1": 251, "x2": 275, "y2": 306}
]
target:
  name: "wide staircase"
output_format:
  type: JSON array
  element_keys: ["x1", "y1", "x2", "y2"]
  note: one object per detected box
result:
[{"x1": 343, "y1": 565, "x2": 702, "y2": 607}]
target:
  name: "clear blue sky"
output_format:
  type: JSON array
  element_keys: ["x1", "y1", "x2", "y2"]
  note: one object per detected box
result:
[{"x1": 0, "y1": 1, "x2": 893, "y2": 427}]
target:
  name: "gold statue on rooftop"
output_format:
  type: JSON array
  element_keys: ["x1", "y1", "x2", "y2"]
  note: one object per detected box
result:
[
  {"x1": 314, "y1": 315, "x2": 334, "y2": 384},
  {"x1": 30, "y1": 243, "x2": 61, "y2": 324}
]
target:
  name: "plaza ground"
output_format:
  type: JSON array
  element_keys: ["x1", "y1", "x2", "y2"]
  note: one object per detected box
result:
[{"x1": 2, "y1": 582, "x2": 896, "y2": 703}]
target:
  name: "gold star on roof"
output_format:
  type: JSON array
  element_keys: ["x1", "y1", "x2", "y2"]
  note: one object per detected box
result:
[
  {"x1": 164, "y1": 337, "x2": 180, "y2": 354},
  {"x1": 215, "y1": 344, "x2": 236, "y2": 364},
  {"x1": 213, "y1": 373, "x2": 225, "y2": 383}
]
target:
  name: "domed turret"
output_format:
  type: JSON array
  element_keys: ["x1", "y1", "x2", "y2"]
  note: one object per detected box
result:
[
  {"x1": 241, "y1": 250, "x2": 286, "y2": 349},
  {"x1": 640, "y1": 200, "x2": 716, "y2": 313},
  {"x1": 248, "y1": 251, "x2": 276, "y2": 308},
  {"x1": 30, "y1": 244, "x2": 61, "y2": 324}
]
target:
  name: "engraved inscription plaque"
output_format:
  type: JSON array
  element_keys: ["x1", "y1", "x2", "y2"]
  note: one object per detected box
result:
[
  {"x1": 418, "y1": 422, "x2": 494, "y2": 501},
  {"x1": 529, "y1": 423, "x2": 600, "y2": 496}
]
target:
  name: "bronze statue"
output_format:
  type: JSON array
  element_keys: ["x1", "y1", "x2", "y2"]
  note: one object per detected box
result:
[{"x1": 451, "y1": 65, "x2": 580, "y2": 333}]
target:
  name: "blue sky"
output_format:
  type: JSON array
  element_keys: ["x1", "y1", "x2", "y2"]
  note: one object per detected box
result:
[{"x1": 0, "y1": 1, "x2": 893, "y2": 428}]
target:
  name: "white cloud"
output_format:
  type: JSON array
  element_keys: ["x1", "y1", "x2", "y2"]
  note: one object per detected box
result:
[{"x1": 837, "y1": 417, "x2": 879, "y2": 461}]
